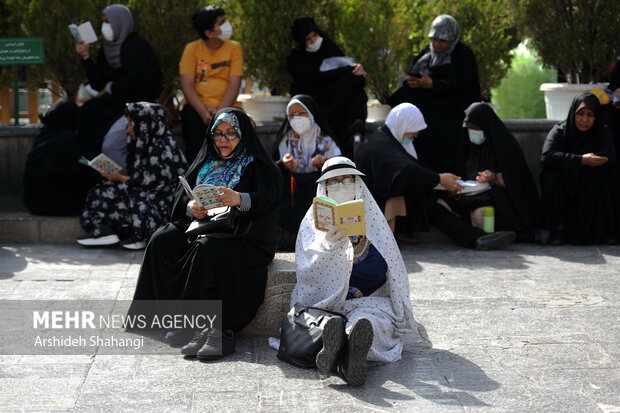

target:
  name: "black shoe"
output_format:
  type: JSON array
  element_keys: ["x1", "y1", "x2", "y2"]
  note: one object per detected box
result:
[
  {"x1": 197, "y1": 329, "x2": 236, "y2": 360},
  {"x1": 474, "y1": 231, "x2": 516, "y2": 251},
  {"x1": 316, "y1": 316, "x2": 346, "y2": 373},
  {"x1": 77, "y1": 225, "x2": 120, "y2": 246},
  {"x1": 180, "y1": 328, "x2": 211, "y2": 356},
  {"x1": 339, "y1": 318, "x2": 373, "y2": 387},
  {"x1": 165, "y1": 329, "x2": 195, "y2": 347},
  {"x1": 549, "y1": 229, "x2": 564, "y2": 246}
]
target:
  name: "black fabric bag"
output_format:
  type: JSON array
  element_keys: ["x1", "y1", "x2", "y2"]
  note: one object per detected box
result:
[
  {"x1": 185, "y1": 206, "x2": 250, "y2": 239},
  {"x1": 277, "y1": 302, "x2": 347, "y2": 369}
]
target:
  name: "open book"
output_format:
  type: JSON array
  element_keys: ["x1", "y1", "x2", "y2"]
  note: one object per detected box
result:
[
  {"x1": 79, "y1": 154, "x2": 122, "y2": 174},
  {"x1": 434, "y1": 179, "x2": 491, "y2": 195},
  {"x1": 68, "y1": 22, "x2": 98, "y2": 44},
  {"x1": 312, "y1": 196, "x2": 365, "y2": 236},
  {"x1": 179, "y1": 176, "x2": 224, "y2": 210}
]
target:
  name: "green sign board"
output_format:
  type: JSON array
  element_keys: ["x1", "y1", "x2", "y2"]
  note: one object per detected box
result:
[{"x1": 0, "y1": 37, "x2": 45, "y2": 66}]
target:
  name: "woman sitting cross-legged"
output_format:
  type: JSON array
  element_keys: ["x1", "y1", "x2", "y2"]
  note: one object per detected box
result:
[
  {"x1": 272, "y1": 94, "x2": 341, "y2": 250},
  {"x1": 290, "y1": 156, "x2": 429, "y2": 386},
  {"x1": 540, "y1": 93, "x2": 620, "y2": 245},
  {"x1": 129, "y1": 108, "x2": 281, "y2": 359},
  {"x1": 78, "y1": 102, "x2": 187, "y2": 249}
]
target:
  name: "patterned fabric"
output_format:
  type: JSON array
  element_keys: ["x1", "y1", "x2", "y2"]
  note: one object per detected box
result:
[
  {"x1": 291, "y1": 157, "x2": 431, "y2": 363},
  {"x1": 211, "y1": 111, "x2": 241, "y2": 138},
  {"x1": 350, "y1": 235, "x2": 371, "y2": 264},
  {"x1": 81, "y1": 102, "x2": 188, "y2": 240},
  {"x1": 285, "y1": 134, "x2": 338, "y2": 173},
  {"x1": 412, "y1": 15, "x2": 460, "y2": 72},
  {"x1": 197, "y1": 111, "x2": 253, "y2": 187},
  {"x1": 196, "y1": 149, "x2": 253, "y2": 187},
  {"x1": 278, "y1": 98, "x2": 341, "y2": 173}
]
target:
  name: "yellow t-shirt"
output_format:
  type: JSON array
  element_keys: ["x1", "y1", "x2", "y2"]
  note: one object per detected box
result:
[{"x1": 179, "y1": 39, "x2": 243, "y2": 107}]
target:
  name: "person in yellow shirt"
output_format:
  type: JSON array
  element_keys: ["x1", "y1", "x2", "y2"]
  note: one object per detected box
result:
[{"x1": 179, "y1": 5, "x2": 243, "y2": 163}]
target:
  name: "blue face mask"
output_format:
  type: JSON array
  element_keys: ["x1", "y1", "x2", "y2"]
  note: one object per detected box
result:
[
  {"x1": 468, "y1": 129, "x2": 486, "y2": 145},
  {"x1": 402, "y1": 136, "x2": 414, "y2": 146}
]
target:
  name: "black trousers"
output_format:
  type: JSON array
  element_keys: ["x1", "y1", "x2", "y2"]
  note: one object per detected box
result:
[
  {"x1": 181, "y1": 105, "x2": 208, "y2": 165},
  {"x1": 429, "y1": 201, "x2": 486, "y2": 248}
]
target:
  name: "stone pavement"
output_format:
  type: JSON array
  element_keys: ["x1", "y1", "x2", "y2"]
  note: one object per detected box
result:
[{"x1": 0, "y1": 242, "x2": 618, "y2": 412}]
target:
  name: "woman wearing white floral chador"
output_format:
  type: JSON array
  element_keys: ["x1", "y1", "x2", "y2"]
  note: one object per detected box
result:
[{"x1": 291, "y1": 156, "x2": 430, "y2": 386}]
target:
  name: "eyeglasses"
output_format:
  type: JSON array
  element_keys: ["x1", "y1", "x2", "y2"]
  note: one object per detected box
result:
[
  {"x1": 326, "y1": 177, "x2": 355, "y2": 188},
  {"x1": 287, "y1": 111, "x2": 309, "y2": 119},
  {"x1": 212, "y1": 131, "x2": 239, "y2": 141}
]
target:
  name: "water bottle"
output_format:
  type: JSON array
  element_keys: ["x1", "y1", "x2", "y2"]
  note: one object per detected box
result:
[{"x1": 483, "y1": 206, "x2": 495, "y2": 233}]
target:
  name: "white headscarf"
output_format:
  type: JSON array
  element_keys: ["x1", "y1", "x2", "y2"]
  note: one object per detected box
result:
[
  {"x1": 385, "y1": 103, "x2": 427, "y2": 159},
  {"x1": 278, "y1": 98, "x2": 321, "y2": 172},
  {"x1": 291, "y1": 157, "x2": 431, "y2": 363}
]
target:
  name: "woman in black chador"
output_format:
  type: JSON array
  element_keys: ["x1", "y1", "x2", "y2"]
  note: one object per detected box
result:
[
  {"x1": 458, "y1": 102, "x2": 541, "y2": 242},
  {"x1": 131, "y1": 108, "x2": 281, "y2": 359},
  {"x1": 288, "y1": 17, "x2": 367, "y2": 158},
  {"x1": 388, "y1": 15, "x2": 481, "y2": 173},
  {"x1": 75, "y1": 4, "x2": 162, "y2": 160},
  {"x1": 541, "y1": 93, "x2": 619, "y2": 245},
  {"x1": 272, "y1": 94, "x2": 341, "y2": 250},
  {"x1": 23, "y1": 100, "x2": 100, "y2": 216}
]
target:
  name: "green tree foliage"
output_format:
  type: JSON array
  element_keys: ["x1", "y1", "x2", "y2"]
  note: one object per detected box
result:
[
  {"x1": 509, "y1": 0, "x2": 620, "y2": 83},
  {"x1": 404, "y1": 0, "x2": 518, "y2": 100},
  {"x1": 17, "y1": 0, "x2": 108, "y2": 100},
  {"x1": 491, "y1": 44, "x2": 557, "y2": 119},
  {"x1": 334, "y1": 0, "x2": 425, "y2": 103},
  {"x1": 128, "y1": 0, "x2": 212, "y2": 87},
  {"x1": 226, "y1": 0, "x2": 340, "y2": 95},
  {"x1": 0, "y1": 0, "x2": 25, "y2": 88}
]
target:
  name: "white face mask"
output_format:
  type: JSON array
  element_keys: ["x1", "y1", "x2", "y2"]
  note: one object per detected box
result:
[
  {"x1": 468, "y1": 129, "x2": 486, "y2": 145},
  {"x1": 101, "y1": 22, "x2": 114, "y2": 42},
  {"x1": 306, "y1": 36, "x2": 323, "y2": 53},
  {"x1": 289, "y1": 116, "x2": 312, "y2": 135},
  {"x1": 218, "y1": 21, "x2": 232, "y2": 41},
  {"x1": 327, "y1": 183, "x2": 356, "y2": 204}
]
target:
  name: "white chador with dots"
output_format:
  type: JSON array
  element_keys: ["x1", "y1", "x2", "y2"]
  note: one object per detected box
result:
[{"x1": 291, "y1": 157, "x2": 431, "y2": 363}]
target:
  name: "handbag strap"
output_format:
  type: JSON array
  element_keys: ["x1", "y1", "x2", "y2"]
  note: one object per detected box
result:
[{"x1": 296, "y1": 305, "x2": 348, "y2": 324}]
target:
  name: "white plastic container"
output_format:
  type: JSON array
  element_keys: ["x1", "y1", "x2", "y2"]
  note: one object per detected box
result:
[
  {"x1": 540, "y1": 83, "x2": 609, "y2": 120},
  {"x1": 237, "y1": 94, "x2": 290, "y2": 123}
]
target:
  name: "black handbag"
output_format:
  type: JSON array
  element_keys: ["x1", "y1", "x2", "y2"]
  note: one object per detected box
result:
[
  {"x1": 185, "y1": 206, "x2": 250, "y2": 239},
  {"x1": 277, "y1": 302, "x2": 347, "y2": 369}
]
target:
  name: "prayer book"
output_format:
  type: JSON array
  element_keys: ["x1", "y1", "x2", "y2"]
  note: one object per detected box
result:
[
  {"x1": 78, "y1": 154, "x2": 122, "y2": 174},
  {"x1": 434, "y1": 179, "x2": 490, "y2": 195},
  {"x1": 68, "y1": 22, "x2": 98, "y2": 44},
  {"x1": 312, "y1": 196, "x2": 366, "y2": 236},
  {"x1": 179, "y1": 175, "x2": 224, "y2": 210}
]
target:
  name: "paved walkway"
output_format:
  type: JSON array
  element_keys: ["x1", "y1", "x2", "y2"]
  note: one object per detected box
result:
[{"x1": 0, "y1": 243, "x2": 618, "y2": 412}]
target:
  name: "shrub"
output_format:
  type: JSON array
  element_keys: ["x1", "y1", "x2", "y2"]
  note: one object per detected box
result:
[
  {"x1": 334, "y1": 0, "x2": 423, "y2": 104},
  {"x1": 491, "y1": 42, "x2": 557, "y2": 119},
  {"x1": 509, "y1": 0, "x2": 620, "y2": 83},
  {"x1": 227, "y1": 0, "x2": 340, "y2": 95},
  {"x1": 403, "y1": 0, "x2": 518, "y2": 100}
]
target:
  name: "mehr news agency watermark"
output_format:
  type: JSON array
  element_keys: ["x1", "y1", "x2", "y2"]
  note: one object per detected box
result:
[{"x1": 0, "y1": 300, "x2": 221, "y2": 355}]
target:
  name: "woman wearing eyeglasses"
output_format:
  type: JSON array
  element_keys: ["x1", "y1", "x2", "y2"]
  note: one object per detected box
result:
[
  {"x1": 129, "y1": 108, "x2": 281, "y2": 359},
  {"x1": 272, "y1": 94, "x2": 341, "y2": 250}
]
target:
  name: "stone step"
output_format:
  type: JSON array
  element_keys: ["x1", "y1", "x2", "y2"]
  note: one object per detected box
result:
[
  {"x1": 0, "y1": 207, "x2": 451, "y2": 244},
  {"x1": 241, "y1": 253, "x2": 296, "y2": 336},
  {"x1": 0, "y1": 211, "x2": 86, "y2": 243}
]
